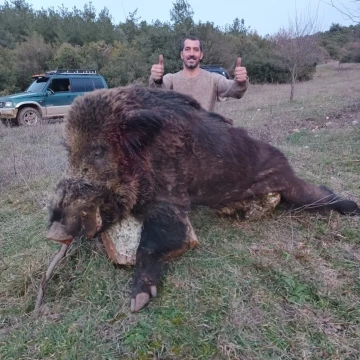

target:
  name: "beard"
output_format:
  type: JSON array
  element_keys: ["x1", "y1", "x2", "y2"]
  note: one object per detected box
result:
[{"x1": 183, "y1": 57, "x2": 200, "y2": 69}]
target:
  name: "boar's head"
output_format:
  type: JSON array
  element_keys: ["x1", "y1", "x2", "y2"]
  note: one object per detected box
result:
[
  {"x1": 47, "y1": 87, "x2": 163, "y2": 244},
  {"x1": 47, "y1": 179, "x2": 105, "y2": 244}
]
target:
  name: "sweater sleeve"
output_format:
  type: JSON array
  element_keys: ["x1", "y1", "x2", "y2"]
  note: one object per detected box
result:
[
  {"x1": 149, "y1": 73, "x2": 174, "y2": 89},
  {"x1": 216, "y1": 74, "x2": 249, "y2": 99}
]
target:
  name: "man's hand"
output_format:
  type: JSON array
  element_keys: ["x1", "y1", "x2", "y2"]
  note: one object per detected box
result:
[
  {"x1": 234, "y1": 57, "x2": 247, "y2": 84},
  {"x1": 151, "y1": 54, "x2": 164, "y2": 82}
]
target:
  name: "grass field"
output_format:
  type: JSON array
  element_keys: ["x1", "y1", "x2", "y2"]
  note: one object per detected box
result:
[{"x1": 1, "y1": 62, "x2": 360, "y2": 360}]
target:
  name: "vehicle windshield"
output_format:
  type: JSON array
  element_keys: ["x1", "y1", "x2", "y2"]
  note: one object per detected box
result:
[{"x1": 26, "y1": 77, "x2": 50, "y2": 93}]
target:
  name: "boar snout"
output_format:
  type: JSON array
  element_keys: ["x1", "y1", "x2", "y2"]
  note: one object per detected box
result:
[
  {"x1": 47, "y1": 179, "x2": 105, "y2": 243},
  {"x1": 46, "y1": 221, "x2": 74, "y2": 245},
  {"x1": 47, "y1": 205, "x2": 103, "y2": 244}
]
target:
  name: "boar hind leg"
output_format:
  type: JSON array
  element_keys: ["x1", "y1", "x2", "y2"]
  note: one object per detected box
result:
[
  {"x1": 216, "y1": 193, "x2": 281, "y2": 220},
  {"x1": 281, "y1": 176, "x2": 360, "y2": 215},
  {"x1": 131, "y1": 204, "x2": 197, "y2": 312}
]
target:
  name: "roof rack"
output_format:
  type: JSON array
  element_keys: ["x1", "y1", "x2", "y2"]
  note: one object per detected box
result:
[{"x1": 45, "y1": 69, "x2": 98, "y2": 75}]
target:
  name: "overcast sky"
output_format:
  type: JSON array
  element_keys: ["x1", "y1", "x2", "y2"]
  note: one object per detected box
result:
[{"x1": 23, "y1": 0, "x2": 356, "y2": 35}]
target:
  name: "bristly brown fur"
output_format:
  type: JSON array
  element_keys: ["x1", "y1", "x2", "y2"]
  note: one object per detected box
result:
[
  {"x1": 64, "y1": 85, "x2": 359, "y2": 216},
  {"x1": 47, "y1": 85, "x2": 360, "y2": 312}
]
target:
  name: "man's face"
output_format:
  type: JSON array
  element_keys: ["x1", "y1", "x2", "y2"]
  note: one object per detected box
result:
[{"x1": 181, "y1": 39, "x2": 204, "y2": 69}]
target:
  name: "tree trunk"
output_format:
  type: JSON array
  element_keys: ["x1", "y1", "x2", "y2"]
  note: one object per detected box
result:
[{"x1": 290, "y1": 68, "x2": 296, "y2": 102}]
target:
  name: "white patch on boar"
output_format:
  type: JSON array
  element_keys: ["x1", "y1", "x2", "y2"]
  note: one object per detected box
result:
[{"x1": 101, "y1": 216, "x2": 143, "y2": 266}]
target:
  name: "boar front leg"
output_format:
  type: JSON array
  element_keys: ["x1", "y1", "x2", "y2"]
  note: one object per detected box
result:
[{"x1": 131, "y1": 203, "x2": 195, "y2": 312}]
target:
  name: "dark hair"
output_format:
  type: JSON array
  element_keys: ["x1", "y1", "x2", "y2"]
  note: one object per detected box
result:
[{"x1": 181, "y1": 36, "x2": 203, "y2": 52}]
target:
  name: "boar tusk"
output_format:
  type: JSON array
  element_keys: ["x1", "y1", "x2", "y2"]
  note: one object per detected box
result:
[{"x1": 35, "y1": 244, "x2": 69, "y2": 312}]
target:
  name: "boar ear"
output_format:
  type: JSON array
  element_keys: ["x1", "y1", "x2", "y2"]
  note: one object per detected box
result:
[{"x1": 120, "y1": 109, "x2": 163, "y2": 156}]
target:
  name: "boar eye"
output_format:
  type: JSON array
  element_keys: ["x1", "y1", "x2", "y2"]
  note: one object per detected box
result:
[
  {"x1": 93, "y1": 146, "x2": 106, "y2": 159},
  {"x1": 94, "y1": 150, "x2": 102, "y2": 157}
]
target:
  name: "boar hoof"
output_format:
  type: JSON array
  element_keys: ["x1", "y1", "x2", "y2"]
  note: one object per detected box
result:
[{"x1": 130, "y1": 285, "x2": 157, "y2": 312}]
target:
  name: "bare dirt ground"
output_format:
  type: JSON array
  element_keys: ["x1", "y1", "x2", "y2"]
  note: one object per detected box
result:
[{"x1": 1, "y1": 62, "x2": 359, "y2": 360}]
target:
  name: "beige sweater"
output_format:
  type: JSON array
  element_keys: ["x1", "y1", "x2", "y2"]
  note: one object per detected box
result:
[{"x1": 149, "y1": 69, "x2": 248, "y2": 112}]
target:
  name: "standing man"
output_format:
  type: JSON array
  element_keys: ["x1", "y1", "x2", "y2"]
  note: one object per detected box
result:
[{"x1": 149, "y1": 35, "x2": 248, "y2": 112}]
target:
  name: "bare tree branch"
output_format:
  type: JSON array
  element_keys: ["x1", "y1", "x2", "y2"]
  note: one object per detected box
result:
[
  {"x1": 271, "y1": 3, "x2": 324, "y2": 101},
  {"x1": 323, "y1": 0, "x2": 360, "y2": 22}
]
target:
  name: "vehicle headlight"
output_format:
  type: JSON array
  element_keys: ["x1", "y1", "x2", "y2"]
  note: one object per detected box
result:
[{"x1": 5, "y1": 101, "x2": 13, "y2": 107}]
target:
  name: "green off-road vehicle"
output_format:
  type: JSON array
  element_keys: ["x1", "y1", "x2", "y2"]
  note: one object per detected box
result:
[{"x1": 0, "y1": 69, "x2": 108, "y2": 126}]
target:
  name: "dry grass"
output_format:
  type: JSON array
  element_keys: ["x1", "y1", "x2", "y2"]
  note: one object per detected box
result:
[
  {"x1": 1, "y1": 63, "x2": 360, "y2": 359},
  {"x1": 217, "y1": 61, "x2": 360, "y2": 143}
]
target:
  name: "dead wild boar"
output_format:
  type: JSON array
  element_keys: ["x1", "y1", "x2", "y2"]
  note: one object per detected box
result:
[{"x1": 47, "y1": 85, "x2": 360, "y2": 312}]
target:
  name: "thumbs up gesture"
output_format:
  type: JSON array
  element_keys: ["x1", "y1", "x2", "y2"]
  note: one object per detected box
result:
[
  {"x1": 234, "y1": 57, "x2": 247, "y2": 84},
  {"x1": 151, "y1": 54, "x2": 164, "y2": 81}
]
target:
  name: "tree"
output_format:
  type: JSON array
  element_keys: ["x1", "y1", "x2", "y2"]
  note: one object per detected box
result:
[
  {"x1": 271, "y1": 5, "x2": 324, "y2": 101},
  {"x1": 225, "y1": 17, "x2": 249, "y2": 36},
  {"x1": 170, "y1": 0, "x2": 195, "y2": 41},
  {"x1": 119, "y1": 9, "x2": 141, "y2": 44},
  {"x1": 0, "y1": 46, "x2": 17, "y2": 94},
  {"x1": 100, "y1": 42, "x2": 147, "y2": 87},
  {"x1": 14, "y1": 32, "x2": 53, "y2": 90},
  {"x1": 96, "y1": 8, "x2": 118, "y2": 43},
  {"x1": 80, "y1": 41, "x2": 113, "y2": 70},
  {"x1": 339, "y1": 41, "x2": 360, "y2": 62},
  {"x1": 170, "y1": 0, "x2": 193, "y2": 25},
  {"x1": 50, "y1": 43, "x2": 83, "y2": 69},
  {"x1": 326, "y1": 0, "x2": 360, "y2": 23},
  {"x1": 231, "y1": 33, "x2": 292, "y2": 84},
  {"x1": 0, "y1": 0, "x2": 34, "y2": 47}
]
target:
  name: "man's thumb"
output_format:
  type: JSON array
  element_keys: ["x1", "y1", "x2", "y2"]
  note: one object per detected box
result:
[
  {"x1": 236, "y1": 57, "x2": 242, "y2": 67},
  {"x1": 159, "y1": 54, "x2": 164, "y2": 66}
]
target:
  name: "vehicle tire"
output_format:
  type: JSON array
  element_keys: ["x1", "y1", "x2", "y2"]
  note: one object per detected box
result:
[{"x1": 17, "y1": 107, "x2": 42, "y2": 126}]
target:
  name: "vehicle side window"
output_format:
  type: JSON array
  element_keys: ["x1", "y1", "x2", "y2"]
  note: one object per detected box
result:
[
  {"x1": 93, "y1": 78, "x2": 105, "y2": 89},
  {"x1": 70, "y1": 78, "x2": 86, "y2": 93},
  {"x1": 48, "y1": 78, "x2": 70, "y2": 92},
  {"x1": 83, "y1": 78, "x2": 95, "y2": 92}
]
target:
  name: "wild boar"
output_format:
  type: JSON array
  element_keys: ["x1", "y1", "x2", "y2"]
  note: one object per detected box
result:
[{"x1": 47, "y1": 85, "x2": 360, "y2": 312}]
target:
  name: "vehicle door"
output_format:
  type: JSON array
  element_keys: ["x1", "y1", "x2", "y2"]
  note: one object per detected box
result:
[
  {"x1": 43, "y1": 78, "x2": 72, "y2": 117},
  {"x1": 69, "y1": 77, "x2": 95, "y2": 104}
]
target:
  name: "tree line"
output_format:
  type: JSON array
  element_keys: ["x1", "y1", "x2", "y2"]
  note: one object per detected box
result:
[{"x1": 0, "y1": 0, "x2": 359, "y2": 96}]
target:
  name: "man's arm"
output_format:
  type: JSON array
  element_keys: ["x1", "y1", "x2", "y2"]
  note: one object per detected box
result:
[
  {"x1": 217, "y1": 57, "x2": 249, "y2": 99},
  {"x1": 217, "y1": 75, "x2": 248, "y2": 99},
  {"x1": 149, "y1": 73, "x2": 174, "y2": 90}
]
